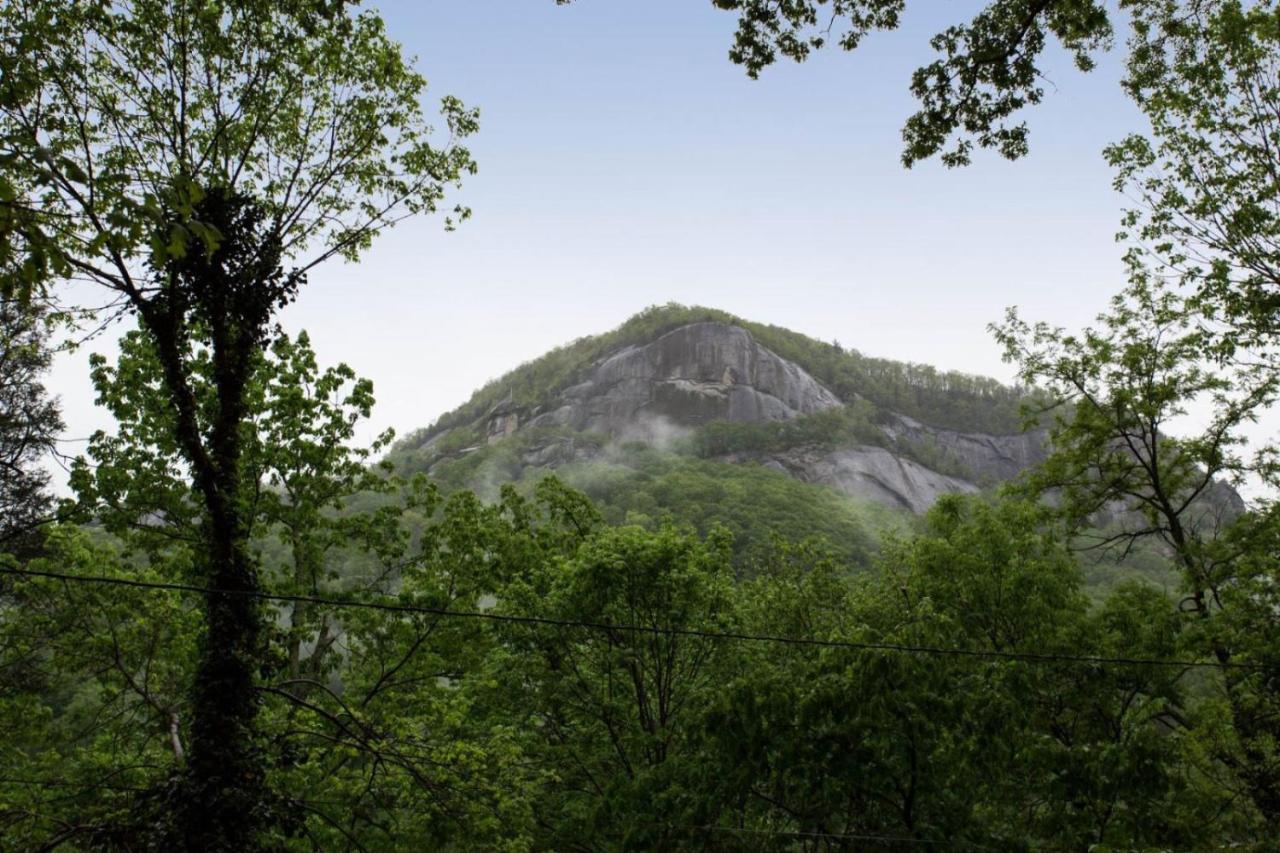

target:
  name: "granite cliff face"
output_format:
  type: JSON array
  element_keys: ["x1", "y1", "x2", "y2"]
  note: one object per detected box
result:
[
  {"x1": 523, "y1": 322, "x2": 843, "y2": 436},
  {"x1": 723, "y1": 445, "x2": 981, "y2": 514},
  {"x1": 716, "y1": 414, "x2": 1051, "y2": 513},
  {"x1": 407, "y1": 319, "x2": 1051, "y2": 514},
  {"x1": 882, "y1": 414, "x2": 1048, "y2": 484}
]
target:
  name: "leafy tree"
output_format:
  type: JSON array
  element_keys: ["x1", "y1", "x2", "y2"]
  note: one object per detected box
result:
[
  {"x1": 995, "y1": 2, "x2": 1280, "y2": 827},
  {"x1": 0, "y1": 297, "x2": 61, "y2": 553},
  {"x1": 71, "y1": 327, "x2": 405, "y2": 678},
  {"x1": 262, "y1": 485, "x2": 539, "y2": 850},
  {"x1": 701, "y1": 495, "x2": 1223, "y2": 847},
  {"x1": 995, "y1": 273, "x2": 1280, "y2": 829},
  {"x1": 0, "y1": 526, "x2": 200, "y2": 849},
  {"x1": 559, "y1": 1, "x2": 1114, "y2": 166},
  {"x1": 0, "y1": 1, "x2": 476, "y2": 844},
  {"x1": 64, "y1": 327, "x2": 452, "y2": 838},
  {"x1": 994, "y1": 277, "x2": 1271, "y2": 545},
  {"x1": 1110, "y1": 0, "x2": 1280, "y2": 350},
  {"x1": 56, "y1": 327, "x2": 559, "y2": 847},
  {"x1": 479, "y1": 512, "x2": 736, "y2": 849},
  {"x1": 690, "y1": 399, "x2": 885, "y2": 457}
]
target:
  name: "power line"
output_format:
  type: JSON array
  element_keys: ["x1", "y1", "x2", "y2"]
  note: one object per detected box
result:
[
  {"x1": 653, "y1": 822, "x2": 970, "y2": 848},
  {"x1": 1, "y1": 564, "x2": 1272, "y2": 672},
  {"x1": 0, "y1": 777, "x2": 147, "y2": 793},
  {"x1": 0, "y1": 778, "x2": 984, "y2": 848}
]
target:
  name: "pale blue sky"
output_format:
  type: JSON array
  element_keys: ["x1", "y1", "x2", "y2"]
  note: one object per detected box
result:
[{"x1": 54, "y1": 0, "x2": 1149, "y2": 459}]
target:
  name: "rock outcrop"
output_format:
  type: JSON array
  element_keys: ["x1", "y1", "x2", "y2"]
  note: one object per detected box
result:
[
  {"x1": 414, "y1": 321, "x2": 1051, "y2": 513},
  {"x1": 882, "y1": 414, "x2": 1050, "y2": 485},
  {"x1": 521, "y1": 323, "x2": 842, "y2": 437},
  {"x1": 400, "y1": 312, "x2": 1250, "y2": 551},
  {"x1": 724, "y1": 445, "x2": 980, "y2": 513}
]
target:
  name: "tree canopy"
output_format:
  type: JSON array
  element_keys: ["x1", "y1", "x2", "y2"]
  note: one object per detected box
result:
[
  {"x1": 709, "y1": 0, "x2": 1113, "y2": 166},
  {"x1": 1, "y1": 0, "x2": 477, "y2": 845},
  {"x1": 0, "y1": 297, "x2": 61, "y2": 553}
]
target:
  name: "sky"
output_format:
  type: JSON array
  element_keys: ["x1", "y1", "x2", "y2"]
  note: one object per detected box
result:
[{"x1": 50, "y1": 0, "x2": 1155, "y2": 475}]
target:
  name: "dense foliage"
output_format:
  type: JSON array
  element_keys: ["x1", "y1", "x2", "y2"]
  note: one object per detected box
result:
[
  {"x1": 0, "y1": 297, "x2": 61, "y2": 553},
  {"x1": 991, "y1": 1, "x2": 1280, "y2": 816},
  {"x1": 996, "y1": 266, "x2": 1280, "y2": 828},
  {"x1": 6, "y1": 463, "x2": 1274, "y2": 846},
  {"x1": 1110, "y1": 0, "x2": 1280, "y2": 352},
  {"x1": 4, "y1": 0, "x2": 1280, "y2": 848}
]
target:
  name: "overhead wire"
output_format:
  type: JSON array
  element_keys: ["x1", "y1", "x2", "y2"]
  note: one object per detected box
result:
[
  {"x1": 2, "y1": 564, "x2": 1272, "y2": 672},
  {"x1": 0, "y1": 777, "x2": 987, "y2": 848},
  {"x1": 650, "y1": 822, "x2": 975, "y2": 848}
]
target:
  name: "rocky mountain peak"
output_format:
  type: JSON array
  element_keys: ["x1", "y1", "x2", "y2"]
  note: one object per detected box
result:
[
  {"x1": 402, "y1": 311, "x2": 1057, "y2": 515},
  {"x1": 503, "y1": 321, "x2": 842, "y2": 441}
]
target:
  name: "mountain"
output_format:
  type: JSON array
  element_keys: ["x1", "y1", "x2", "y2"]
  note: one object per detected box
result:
[{"x1": 389, "y1": 305, "x2": 1061, "y2": 567}]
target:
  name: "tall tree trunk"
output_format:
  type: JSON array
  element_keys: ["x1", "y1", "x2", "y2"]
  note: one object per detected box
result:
[
  {"x1": 142, "y1": 329, "x2": 266, "y2": 848},
  {"x1": 184, "y1": 517, "x2": 264, "y2": 851},
  {"x1": 137, "y1": 279, "x2": 268, "y2": 849},
  {"x1": 129, "y1": 188, "x2": 296, "y2": 848}
]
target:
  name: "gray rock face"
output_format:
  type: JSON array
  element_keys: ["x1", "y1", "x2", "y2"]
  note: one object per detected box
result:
[
  {"x1": 524, "y1": 323, "x2": 841, "y2": 436},
  {"x1": 726, "y1": 446, "x2": 980, "y2": 513},
  {"x1": 883, "y1": 414, "x2": 1050, "y2": 485}
]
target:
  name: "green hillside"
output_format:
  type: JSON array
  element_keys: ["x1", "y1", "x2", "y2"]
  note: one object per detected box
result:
[
  {"x1": 386, "y1": 307, "x2": 1184, "y2": 593},
  {"x1": 387, "y1": 306, "x2": 1071, "y2": 577},
  {"x1": 401, "y1": 426, "x2": 904, "y2": 568}
]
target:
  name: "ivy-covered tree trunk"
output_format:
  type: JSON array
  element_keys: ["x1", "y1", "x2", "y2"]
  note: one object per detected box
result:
[
  {"x1": 184, "y1": 390, "x2": 263, "y2": 848},
  {"x1": 184, "y1": 502, "x2": 263, "y2": 848},
  {"x1": 130, "y1": 189, "x2": 297, "y2": 849},
  {"x1": 138, "y1": 311, "x2": 265, "y2": 847}
]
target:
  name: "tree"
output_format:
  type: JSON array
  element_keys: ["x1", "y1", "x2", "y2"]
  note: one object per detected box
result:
[
  {"x1": 571, "y1": 0, "x2": 1107, "y2": 167},
  {"x1": 478, "y1": 508, "x2": 736, "y2": 849},
  {"x1": 0, "y1": 526, "x2": 201, "y2": 850},
  {"x1": 0, "y1": 1, "x2": 476, "y2": 845},
  {"x1": 994, "y1": 274, "x2": 1280, "y2": 830},
  {"x1": 993, "y1": 1, "x2": 1280, "y2": 827},
  {"x1": 1109, "y1": 0, "x2": 1280, "y2": 350},
  {"x1": 64, "y1": 327, "x2": 436, "y2": 840},
  {"x1": 700, "y1": 495, "x2": 1223, "y2": 847},
  {"x1": 0, "y1": 297, "x2": 61, "y2": 553},
  {"x1": 36, "y1": 326, "x2": 547, "y2": 846}
]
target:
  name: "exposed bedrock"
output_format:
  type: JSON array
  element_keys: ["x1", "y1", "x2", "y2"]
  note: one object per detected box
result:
[
  {"x1": 723, "y1": 445, "x2": 980, "y2": 514},
  {"x1": 524, "y1": 322, "x2": 842, "y2": 436}
]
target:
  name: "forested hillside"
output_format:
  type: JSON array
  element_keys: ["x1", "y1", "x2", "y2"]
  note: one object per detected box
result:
[
  {"x1": 390, "y1": 306, "x2": 1175, "y2": 589},
  {"x1": 388, "y1": 306, "x2": 1055, "y2": 554}
]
